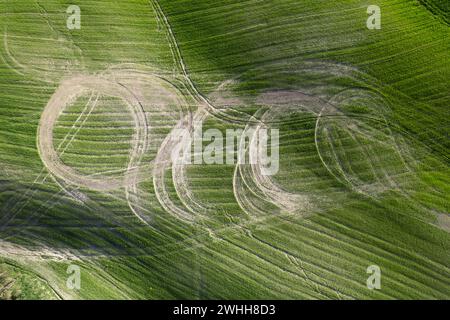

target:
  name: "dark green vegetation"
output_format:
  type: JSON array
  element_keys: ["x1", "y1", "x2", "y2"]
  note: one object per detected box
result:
[
  {"x1": 0, "y1": 0, "x2": 449, "y2": 299},
  {"x1": 419, "y1": 0, "x2": 449, "y2": 23},
  {"x1": 0, "y1": 259, "x2": 58, "y2": 299}
]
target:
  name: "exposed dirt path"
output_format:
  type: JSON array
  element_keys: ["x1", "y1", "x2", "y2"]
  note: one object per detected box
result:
[
  {"x1": 37, "y1": 74, "x2": 147, "y2": 191},
  {"x1": 171, "y1": 109, "x2": 213, "y2": 216},
  {"x1": 153, "y1": 115, "x2": 198, "y2": 222},
  {"x1": 233, "y1": 106, "x2": 311, "y2": 218},
  {"x1": 0, "y1": 240, "x2": 80, "y2": 262},
  {"x1": 35, "y1": 68, "x2": 192, "y2": 227}
]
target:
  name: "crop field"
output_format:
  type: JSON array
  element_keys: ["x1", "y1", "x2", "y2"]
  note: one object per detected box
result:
[{"x1": 0, "y1": 0, "x2": 449, "y2": 300}]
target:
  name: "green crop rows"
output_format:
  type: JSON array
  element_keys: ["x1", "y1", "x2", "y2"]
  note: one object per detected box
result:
[{"x1": 0, "y1": 0, "x2": 448, "y2": 299}]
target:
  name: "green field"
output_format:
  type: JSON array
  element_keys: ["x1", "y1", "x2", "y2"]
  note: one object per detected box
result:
[{"x1": 0, "y1": 0, "x2": 449, "y2": 299}]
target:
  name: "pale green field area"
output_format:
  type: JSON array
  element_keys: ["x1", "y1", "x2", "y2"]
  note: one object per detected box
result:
[{"x1": 0, "y1": 0, "x2": 448, "y2": 299}]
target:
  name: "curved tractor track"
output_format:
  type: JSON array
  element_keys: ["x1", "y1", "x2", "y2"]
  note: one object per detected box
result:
[
  {"x1": 28, "y1": 0, "x2": 446, "y2": 245},
  {"x1": 37, "y1": 69, "x2": 191, "y2": 226}
]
